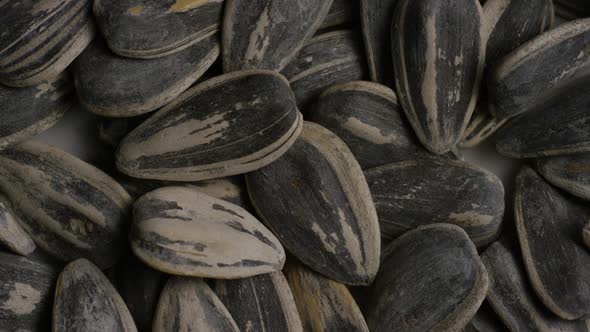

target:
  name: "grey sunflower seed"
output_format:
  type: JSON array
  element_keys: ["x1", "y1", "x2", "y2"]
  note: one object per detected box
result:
[
  {"x1": 131, "y1": 186, "x2": 285, "y2": 278},
  {"x1": 246, "y1": 122, "x2": 381, "y2": 286},
  {"x1": 515, "y1": 166, "x2": 590, "y2": 320},
  {"x1": 215, "y1": 271, "x2": 303, "y2": 332},
  {"x1": 222, "y1": 0, "x2": 333, "y2": 72},
  {"x1": 320, "y1": 0, "x2": 358, "y2": 29},
  {"x1": 116, "y1": 70, "x2": 302, "y2": 181},
  {"x1": 154, "y1": 277, "x2": 239, "y2": 332},
  {"x1": 0, "y1": 141, "x2": 132, "y2": 268},
  {"x1": 488, "y1": 18, "x2": 590, "y2": 120},
  {"x1": 391, "y1": 0, "x2": 485, "y2": 154},
  {"x1": 536, "y1": 154, "x2": 590, "y2": 201},
  {"x1": 310, "y1": 81, "x2": 428, "y2": 169},
  {"x1": 366, "y1": 224, "x2": 489, "y2": 332},
  {"x1": 0, "y1": 194, "x2": 36, "y2": 256},
  {"x1": 459, "y1": 103, "x2": 508, "y2": 149},
  {"x1": 365, "y1": 157, "x2": 505, "y2": 248},
  {"x1": 284, "y1": 260, "x2": 369, "y2": 332},
  {"x1": 281, "y1": 30, "x2": 369, "y2": 111},
  {"x1": 93, "y1": 0, "x2": 223, "y2": 59},
  {"x1": 482, "y1": 241, "x2": 590, "y2": 331},
  {"x1": 496, "y1": 74, "x2": 590, "y2": 158},
  {"x1": 0, "y1": 74, "x2": 72, "y2": 151},
  {"x1": 74, "y1": 35, "x2": 219, "y2": 117},
  {"x1": 463, "y1": 301, "x2": 509, "y2": 332},
  {"x1": 0, "y1": 0, "x2": 95, "y2": 87},
  {"x1": 53, "y1": 259, "x2": 137, "y2": 332},
  {"x1": 0, "y1": 252, "x2": 58, "y2": 331}
]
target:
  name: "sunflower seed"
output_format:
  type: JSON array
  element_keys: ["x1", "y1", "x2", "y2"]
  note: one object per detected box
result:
[
  {"x1": 310, "y1": 81, "x2": 428, "y2": 169},
  {"x1": 281, "y1": 30, "x2": 369, "y2": 111},
  {"x1": 0, "y1": 74, "x2": 72, "y2": 151},
  {"x1": 131, "y1": 186, "x2": 285, "y2": 278},
  {"x1": 482, "y1": 241, "x2": 590, "y2": 331},
  {"x1": 0, "y1": 194, "x2": 35, "y2": 256},
  {"x1": 74, "y1": 35, "x2": 219, "y2": 117},
  {"x1": 0, "y1": 252, "x2": 58, "y2": 331},
  {"x1": 284, "y1": 260, "x2": 369, "y2": 332},
  {"x1": 53, "y1": 259, "x2": 137, "y2": 332},
  {"x1": 496, "y1": 74, "x2": 590, "y2": 158},
  {"x1": 488, "y1": 18, "x2": 590, "y2": 120},
  {"x1": 320, "y1": 0, "x2": 358, "y2": 29},
  {"x1": 365, "y1": 157, "x2": 505, "y2": 248},
  {"x1": 463, "y1": 301, "x2": 509, "y2": 332},
  {"x1": 0, "y1": 0, "x2": 95, "y2": 87},
  {"x1": 391, "y1": 0, "x2": 485, "y2": 154},
  {"x1": 536, "y1": 154, "x2": 590, "y2": 201},
  {"x1": 116, "y1": 70, "x2": 302, "y2": 181},
  {"x1": 360, "y1": 0, "x2": 399, "y2": 86},
  {"x1": 482, "y1": 0, "x2": 553, "y2": 67},
  {"x1": 366, "y1": 224, "x2": 489, "y2": 332},
  {"x1": 154, "y1": 277, "x2": 239, "y2": 332},
  {"x1": 246, "y1": 122, "x2": 380, "y2": 285},
  {"x1": 515, "y1": 166, "x2": 590, "y2": 320},
  {"x1": 0, "y1": 141, "x2": 132, "y2": 268},
  {"x1": 215, "y1": 271, "x2": 303, "y2": 332},
  {"x1": 93, "y1": 0, "x2": 223, "y2": 59},
  {"x1": 460, "y1": 103, "x2": 508, "y2": 148}
]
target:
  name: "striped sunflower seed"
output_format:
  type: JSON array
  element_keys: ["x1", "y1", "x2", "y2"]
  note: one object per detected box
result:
[
  {"x1": 0, "y1": 74, "x2": 72, "y2": 151},
  {"x1": 391, "y1": 0, "x2": 485, "y2": 154},
  {"x1": 310, "y1": 81, "x2": 429, "y2": 169},
  {"x1": 365, "y1": 157, "x2": 505, "y2": 248},
  {"x1": 0, "y1": 0, "x2": 95, "y2": 87},
  {"x1": 246, "y1": 122, "x2": 381, "y2": 286},
  {"x1": 53, "y1": 259, "x2": 137, "y2": 332},
  {"x1": 0, "y1": 194, "x2": 36, "y2": 256},
  {"x1": 154, "y1": 277, "x2": 239, "y2": 332},
  {"x1": 0, "y1": 141, "x2": 132, "y2": 268},
  {"x1": 488, "y1": 18, "x2": 590, "y2": 120},
  {"x1": 131, "y1": 186, "x2": 285, "y2": 278},
  {"x1": 222, "y1": 0, "x2": 333, "y2": 72},
  {"x1": 93, "y1": 0, "x2": 223, "y2": 59},
  {"x1": 284, "y1": 260, "x2": 369, "y2": 332},
  {"x1": 320, "y1": 0, "x2": 358, "y2": 29},
  {"x1": 215, "y1": 271, "x2": 303, "y2": 332},
  {"x1": 515, "y1": 166, "x2": 590, "y2": 320},
  {"x1": 482, "y1": 241, "x2": 590, "y2": 331},
  {"x1": 536, "y1": 153, "x2": 590, "y2": 201},
  {"x1": 365, "y1": 224, "x2": 489, "y2": 332},
  {"x1": 0, "y1": 252, "x2": 58, "y2": 331},
  {"x1": 116, "y1": 70, "x2": 302, "y2": 181},
  {"x1": 463, "y1": 301, "x2": 509, "y2": 332},
  {"x1": 281, "y1": 30, "x2": 369, "y2": 111}
]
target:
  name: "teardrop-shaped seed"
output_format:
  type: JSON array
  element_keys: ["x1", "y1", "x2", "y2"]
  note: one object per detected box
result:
[
  {"x1": 93, "y1": 0, "x2": 223, "y2": 59},
  {"x1": 0, "y1": 0, "x2": 95, "y2": 87},
  {"x1": 320, "y1": 0, "x2": 358, "y2": 29},
  {"x1": 0, "y1": 141, "x2": 132, "y2": 268},
  {"x1": 0, "y1": 74, "x2": 72, "y2": 151},
  {"x1": 365, "y1": 157, "x2": 505, "y2": 247},
  {"x1": 0, "y1": 252, "x2": 58, "y2": 331},
  {"x1": 310, "y1": 81, "x2": 428, "y2": 169},
  {"x1": 515, "y1": 166, "x2": 590, "y2": 320},
  {"x1": 536, "y1": 154, "x2": 590, "y2": 201},
  {"x1": 222, "y1": 0, "x2": 332, "y2": 72},
  {"x1": 496, "y1": 74, "x2": 590, "y2": 158},
  {"x1": 284, "y1": 260, "x2": 369, "y2": 332},
  {"x1": 281, "y1": 30, "x2": 368, "y2": 111},
  {"x1": 215, "y1": 272, "x2": 303, "y2": 332},
  {"x1": 463, "y1": 301, "x2": 509, "y2": 332},
  {"x1": 154, "y1": 277, "x2": 239, "y2": 332},
  {"x1": 366, "y1": 224, "x2": 489, "y2": 332},
  {"x1": 117, "y1": 70, "x2": 302, "y2": 181},
  {"x1": 482, "y1": 241, "x2": 590, "y2": 331},
  {"x1": 246, "y1": 122, "x2": 380, "y2": 285},
  {"x1": 488, "y1": 18, "x2": 590, "y2": 120},
  {"x1": 391, "y1": 0, "x2": 485, "y2": 154},
  {"x1": 360, "y1": 0, "x2": 399, "y2": 86},
  {"x1": 460, "y1": 103, "x2": 508, "y2": 148},
  {"x1": 74, "y1": 35, "x2": 219, "y2": 117},
  {"x1": 482, "y1": 0, "x2": 553, "y2": 67},
  {"x1": 131, "y1": 186, "x2": 284, "y2": 278},
  {"x1": 53, "y1": 259, "x2": 137, "y2": 332},
  {"x1": 0, "y1": 195, "x2": 35, "y2": 256}
]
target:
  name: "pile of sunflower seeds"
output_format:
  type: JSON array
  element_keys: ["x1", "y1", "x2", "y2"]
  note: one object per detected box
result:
[{"x1": 1, "y1": 0, "x2": 590, "y2": 331}]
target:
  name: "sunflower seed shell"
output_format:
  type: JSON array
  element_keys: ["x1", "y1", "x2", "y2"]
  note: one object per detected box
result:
[{"x1": 0, "y1": 194, "x2": 36, "y2": 256}]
